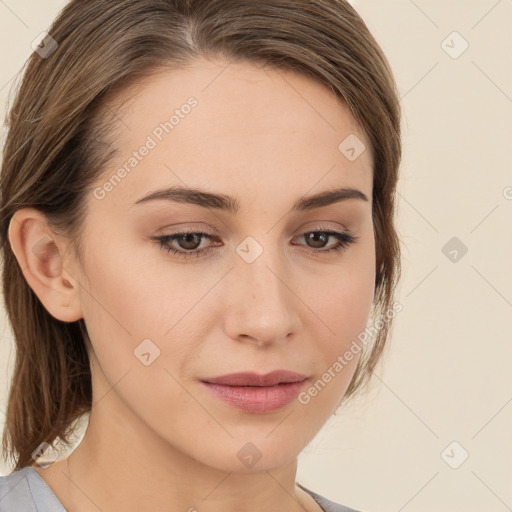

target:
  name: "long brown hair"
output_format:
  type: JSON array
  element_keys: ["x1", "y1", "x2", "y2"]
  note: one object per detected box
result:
[{"x1": 0, "y1": 0, "x2": 401, "y2": 471}]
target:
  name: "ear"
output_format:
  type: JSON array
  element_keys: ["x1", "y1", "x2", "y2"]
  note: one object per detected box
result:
[{"x1": 8, "y1": 208, "x2": 84, "y2": 322}]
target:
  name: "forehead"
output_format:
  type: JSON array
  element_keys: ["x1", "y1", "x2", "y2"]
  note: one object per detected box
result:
[{"x1": 94, "y1": 58, "x2": 373, "y2": 210}]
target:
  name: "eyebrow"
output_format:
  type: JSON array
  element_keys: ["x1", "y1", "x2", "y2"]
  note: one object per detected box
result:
[{"x1": 131, "y1": 185, "x2": 368, "y2": 213}]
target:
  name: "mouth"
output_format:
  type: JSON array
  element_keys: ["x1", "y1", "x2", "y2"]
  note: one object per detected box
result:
[{"x1": 200, "y1": 370, "x2": 308, "y2": 414}]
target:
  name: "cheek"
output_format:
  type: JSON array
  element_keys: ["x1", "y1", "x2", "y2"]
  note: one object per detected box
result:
[
  {"x1": 298, "y1": 242, "x2": 375, "y2": 408},
  {"x1": 298, "y1": 265, "x2": 375, "y2": 414},
  {"x1": 306, "y1": 237, "x2": 375, "y2": 342},
  {"x1": 77, "y1": 251, "x2": 197, "y2": 429},
  {"x1": 77, "y1": 237, "x2": 213, "y2": 380},
  {"x1": 76, "y1": 243, "x2": 164, "y2": 373}
]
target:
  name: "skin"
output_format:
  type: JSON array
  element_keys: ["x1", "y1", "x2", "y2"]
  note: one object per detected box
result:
[{"x1": 9, "y1": 58, "x2": 375, "y2": 511}]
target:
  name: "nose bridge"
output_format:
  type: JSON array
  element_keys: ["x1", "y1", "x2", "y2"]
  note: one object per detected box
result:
[
  {"x1": 224, "y1": 233, "x2": 300, "y2": 344},
  {"x1": 239, "y1": 235, "x2": 288, "y2": 308},
  {"x1": 246, "y1": 248, "x2": 283, "y2": 301}
]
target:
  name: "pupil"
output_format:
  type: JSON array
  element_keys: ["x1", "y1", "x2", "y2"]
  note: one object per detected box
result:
[
  {"x1": 180, "y1": 233, "x2": 201, "y2": 250},
  {"x1": 308, "y1": 232, "x2": 327, "y2": 248}
]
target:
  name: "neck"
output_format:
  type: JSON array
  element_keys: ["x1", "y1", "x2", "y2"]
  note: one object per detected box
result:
[
  {"x1": 65, "y1": 425, "x2": 308, "y2": 512},
  {"x1": 35, "y1": 358, "x2": 321, "y2": 512}
]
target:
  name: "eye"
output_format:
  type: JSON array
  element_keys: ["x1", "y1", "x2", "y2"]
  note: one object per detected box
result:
[
  {"x1": 151, "y1": 228, "x2": 358, "y2": 259},
  {"x1": 153, "y1": 231, "x2": 218, "y2": 258},
  {"x1": 293, "y1": 230, "x2": 358, "y2": 255}
]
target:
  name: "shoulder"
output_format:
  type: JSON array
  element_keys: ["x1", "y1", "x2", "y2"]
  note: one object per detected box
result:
[
  {"x1": 0, "y1": 466, "x2": 66, "y2": 512},
  {"x1": 298, "y1": 483, "x2": 365, "y2": 512}
]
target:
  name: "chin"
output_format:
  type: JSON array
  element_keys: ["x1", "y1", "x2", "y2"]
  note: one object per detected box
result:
[{"x1": 192, "y1": 435, "x2": 302, "y2": 474}]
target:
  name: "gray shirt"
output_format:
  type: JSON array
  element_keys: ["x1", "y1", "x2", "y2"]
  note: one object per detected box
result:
[{"x1": 0, "y1": 466, "x2": 363, "y2": 512}]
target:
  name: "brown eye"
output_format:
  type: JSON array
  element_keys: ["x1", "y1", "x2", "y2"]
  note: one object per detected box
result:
[
  {"x1": 174, "y1": 233, "x2": 203, "y2": 251},
  {"x1": 295, "y1": 230, "x2": 358, "y2": 254},
  {"x1": 153, "y1": 232, "x2": 215, "y2": 258},
  {"x1": 304, "y1": 232, "x2": 330, "y2": 249}
]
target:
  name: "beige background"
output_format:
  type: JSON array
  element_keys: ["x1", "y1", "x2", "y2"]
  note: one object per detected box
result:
[{"x1": 1, "y1": 1, "x2": 511, "y2": 511}]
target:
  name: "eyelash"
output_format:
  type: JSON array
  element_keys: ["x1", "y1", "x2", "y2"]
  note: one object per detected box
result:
[{"x1": 152, "y1": 228, "x2": 358, "y2": 259}]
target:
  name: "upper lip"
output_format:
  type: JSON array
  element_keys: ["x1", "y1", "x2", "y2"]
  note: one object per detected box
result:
[{"x1": 201, "y1": 370, "x2": 308, "y2": 387}]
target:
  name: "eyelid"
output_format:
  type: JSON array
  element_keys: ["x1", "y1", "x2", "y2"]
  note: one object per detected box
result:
[
  {"x1": 155, "y1": 222, "x2": 351, "y2": 240},
  {"x1": 152, "y1": 224, "x2": 358, "y2": 260},
  {"x1": 299, "y1": 222, "x2": 351, "y2": 233},
  {"x1": 155, "y1": 222, "x2": 218, "y2": 234}
]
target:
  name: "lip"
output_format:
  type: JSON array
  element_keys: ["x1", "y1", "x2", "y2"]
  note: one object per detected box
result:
[{"x1": 200, "y1": 370, "x2": 308, "y2": 414}]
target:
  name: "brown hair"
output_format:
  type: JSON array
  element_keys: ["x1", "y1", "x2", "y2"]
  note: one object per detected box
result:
[{"x1": 0, "y1": 0, "x2": 401, "y2": 470}]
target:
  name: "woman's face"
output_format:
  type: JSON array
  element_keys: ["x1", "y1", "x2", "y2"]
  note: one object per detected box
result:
[{"x1": 73, "y1": 58, "x2": 375, "y2": 471}]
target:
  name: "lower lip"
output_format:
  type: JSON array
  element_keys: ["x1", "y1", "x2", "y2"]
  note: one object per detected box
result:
[{"x1": 201, "y1": 380, "x2": 307, "y2": 414}]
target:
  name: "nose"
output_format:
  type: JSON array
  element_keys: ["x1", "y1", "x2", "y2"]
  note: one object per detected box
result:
[{"x1": 222, "y1": 246, "x2": 301, "y2": 348}]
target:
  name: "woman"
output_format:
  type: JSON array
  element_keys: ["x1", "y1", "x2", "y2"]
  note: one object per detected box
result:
[{"x1": 0, "y1": 1, "x2": 401, "y2": 510}]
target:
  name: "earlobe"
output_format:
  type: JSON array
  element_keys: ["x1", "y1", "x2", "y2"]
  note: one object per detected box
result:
[{"x1": 8, "y1": 208, "x2": 84, "y2": 323}]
